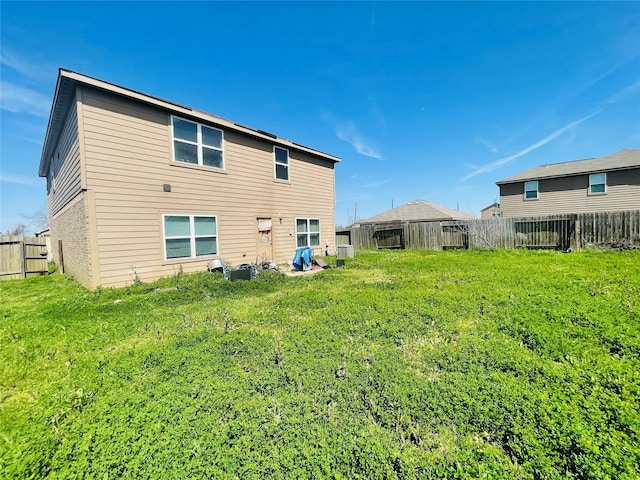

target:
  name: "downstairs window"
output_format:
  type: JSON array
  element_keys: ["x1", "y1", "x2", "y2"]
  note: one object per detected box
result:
[{"x1": 163, "y1": 215, "x2": 217, "y2": 260}]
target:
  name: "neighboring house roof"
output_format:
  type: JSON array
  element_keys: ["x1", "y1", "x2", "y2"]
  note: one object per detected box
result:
[
  {"x1": 496, "y1": 149, "x2": 640, "y2": 185},
  {"x1": 39, "y1": 69, "x2": 340, "y2": 176},
  {"x1": 481, "y1": 202, "x2": 500, "y2": 213},
  {"x1": 356, "y1": 199, "x2": 475, "y2": 224}
]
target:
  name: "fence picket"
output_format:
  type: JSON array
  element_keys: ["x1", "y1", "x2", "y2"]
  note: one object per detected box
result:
[{"x1": 341, "y1": 210, "x2": 640, "y2": 251}]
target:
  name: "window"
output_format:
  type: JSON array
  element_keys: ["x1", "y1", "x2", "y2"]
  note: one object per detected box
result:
[
  {"x1": 491, "y1": 209, "x2": 502, "y2": 218},
  {"x1": 163, "y1": 215, "x2": 217, "y2": 260},
  {"x1": 524, "y1": 181, "x2": 538, "y2": 200},
  {"x1": 274, "y1": 146, "x2": 289, "y2": 180},
  {"x1": 47, "y1": 156, "x2": 55, "y2": 193},
  {"x1": 589, "y1": 173, "x2": 606, "y2": 195},
  {"x1": 172, "y1": 116, "x2": 224, "y2": 169},
  {"x1": 296, "y1": 218, "x2": 320, "y2": 247}
]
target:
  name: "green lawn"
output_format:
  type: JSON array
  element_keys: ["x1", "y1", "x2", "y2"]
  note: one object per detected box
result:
[{"x1": 1, "y1": 250, "x2": 639, "y2": 479}]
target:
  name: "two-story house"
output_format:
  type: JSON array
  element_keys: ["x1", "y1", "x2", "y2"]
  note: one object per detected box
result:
[
  {"x1": 496, "y1": 149, "x2": 640, "y2": 218},
  {"x1": 38, "y1": 69, "x2": 340, "y2": 288}
]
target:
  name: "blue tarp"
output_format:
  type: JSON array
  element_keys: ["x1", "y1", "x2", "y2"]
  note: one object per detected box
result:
[{"x1": 292, "y1": 247, "x2": 313, "y2": 271}]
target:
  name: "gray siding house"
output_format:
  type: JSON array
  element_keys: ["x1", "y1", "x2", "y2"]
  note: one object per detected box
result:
[{"x1": 497, "y1": 149, "x2": 640, "y2": 218}]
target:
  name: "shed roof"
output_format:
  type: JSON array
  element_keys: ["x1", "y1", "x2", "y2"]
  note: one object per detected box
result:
[
  {"x1": 496, "y1": 149, "x2": 640, "y2": 185},
  {"x1": 39, "y1": 69, "x2": 340, "y2": 176},
  {"x1": 356, "y1": 199, "x2": 475, "y2": 225}
]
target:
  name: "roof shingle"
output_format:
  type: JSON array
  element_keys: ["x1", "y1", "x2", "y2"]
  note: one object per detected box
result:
[
  {"x1": 356, "y1": 199, "x2": 475, "y2": 225},
  {"x1": 496, "y1": 149, "x2": 640, "y2": 185}
]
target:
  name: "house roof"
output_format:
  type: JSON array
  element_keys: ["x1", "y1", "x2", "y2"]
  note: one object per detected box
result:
[
  {"x1": 480, "y1": 202, "x2": 500, "y2": 213},
  {"x1": 356, "y1": 199, "x2": 475, "y2": 225},
  {"x1": 496, "y1": 149, "x2": 640, "y2": 185},
  {"x1": 39, "y1": 69, "x2": 340, "y2": 176}
]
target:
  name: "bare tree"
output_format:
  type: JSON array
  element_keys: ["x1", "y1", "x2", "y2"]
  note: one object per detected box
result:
[
  {"x1": 467, "y1": 219, "x2": 506, "y2": 250},
  {"x1": 450, "y1": 219, "x2": 506, "y2": 251},
  {"x1": 6, "y1": 224, "x2": 26, "y2": 236}
]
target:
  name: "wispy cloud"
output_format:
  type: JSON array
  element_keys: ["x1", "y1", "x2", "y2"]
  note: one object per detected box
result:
[
  {"x1": 336, "y1": 121, "x2": 384, "y2": 160},
  {"x1": 362, "y1": 179, "x2": 391, "y2": 188},
  {"x1": 0, "y1": 172, "x2": 43, "y2": 187},
  {"x1": 463, "y1": 111, "x2": 600, "y2": 181},
  {"x1": 0, "y1": 80, "x2": 50, "y2": 117},
  {"x1": 0, "y1": 50, "x2": 52, "y2": 81},
  {"x1": 602, "y1": 78, "x2": 640, "y2": 105},
  {"x1": 475, "y1": 136, "x2": 499, "y2": 153},
  {"x1": 464, "y1": 76, "x2": 640, "y2": 181},
  {"x1": 321, "y1": 110, "x2": 384, "y2": 160}
]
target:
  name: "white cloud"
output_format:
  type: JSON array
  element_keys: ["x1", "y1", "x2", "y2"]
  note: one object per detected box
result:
[
  {"x1": 463, "y1": 111, "x2": 600, "y2": 181},
  {"x1": 602, "y1": 78, "x2": 640, "y2": 105},
  {"x1": 475, "y1": 136, "x2": 499, "y2": 153},
  {"x1": 336, "y1": 121, "x2": 383, "y2": 160},
  {"x1": 0, "y1": 80, "x2": 50, "y2": 117},
  {"x1": 0, "y1": 50, "x2": 52, "y2": 80},
  {"x1": 0, "y1": 172, "x2": 43, "y2": 187}
]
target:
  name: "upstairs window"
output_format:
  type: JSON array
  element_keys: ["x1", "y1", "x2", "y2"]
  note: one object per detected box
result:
[
  {"x1": 172, "y1": 117, "x2": 224, "y2": 169},
  {"x1": 296, "y1": 218, "x2": 320, "y2": 247},
  {"x1": 524, "y1": 181, "x2": 538, "y2": 200},
  {"x1": 163, "y1": 214, "x2": 217, "y2": 260},
  {"x1": 274, "y1": 146, "x2": 289, "y2": 180},
  {"x1": 589, "y1": 173, "x2": 606, "y2": 195}
]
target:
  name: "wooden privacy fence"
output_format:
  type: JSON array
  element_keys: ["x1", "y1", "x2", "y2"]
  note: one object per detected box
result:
[
  {"x1": 0, "y1": 235, "x2": 49, "y2": 280},
  {"x1": 340, "y1": 210, "x2": 640, "y2": 252}
]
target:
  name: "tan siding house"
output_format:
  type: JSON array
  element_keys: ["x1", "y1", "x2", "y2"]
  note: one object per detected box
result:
[
  {"x1": 497, "y1": 150, "x2": 640, "y2": 218},
  {"x1": 39, "y1": 70, "x2": 340, "y2": 288}
]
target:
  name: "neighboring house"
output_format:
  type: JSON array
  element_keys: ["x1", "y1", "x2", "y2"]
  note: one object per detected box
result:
[
  {"x1": 496, "y1": 149, "x2": 640, "y2": 218},
  {"x1": 35, "y1": 228, "x2": 52, "y2": 261},
  {"x1": 355, "y1": 199, "x2": 475, "y2": 226},
  {"x1": 480, "y1": 202, "x2": 501, "y2": 219},
  {"x1": 38, "y1": 69, "x2": 340, "y2": 288},
  {"x1": 350, "y1": 199, "x2": 475, "y2": 250}
]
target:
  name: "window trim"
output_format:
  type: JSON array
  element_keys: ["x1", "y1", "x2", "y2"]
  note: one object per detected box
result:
[
  {"x1": 524, "y1": 180, "x2": 539, "y2": 200},
  {"x1": 48, "y1": 156, "x2": 55, "y2": 193},
  {"x1": 274, "y1": 146, "x2": 289, "y2": 181},
  {"x1": 162, "y1": 214, "x2": 218, "y2": 261},
  {"x1": 295, "y1": 217, "x2": 320, "y2": 248},
  {"x1": 171, "y1": 116, "x2": 224, "y2": 170},
  {"x1": 589, "y1": 173, "x2": 607, "y2": 196}
]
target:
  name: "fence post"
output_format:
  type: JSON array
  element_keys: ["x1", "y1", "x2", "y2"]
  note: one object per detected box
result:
[
  {"x1": 58, "y1": 239, "x2": 65, "y2": 274},
  {"x1": 574, "y1": 218, "x2": 581, "y2": 251},
  {"x1": 21, "y1": 241, "x2": 27, "y2": 278}
]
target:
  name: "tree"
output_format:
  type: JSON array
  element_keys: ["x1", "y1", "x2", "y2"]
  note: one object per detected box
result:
[{"x1": 5, "y1": 224, "x2": 26, "y2": 236}]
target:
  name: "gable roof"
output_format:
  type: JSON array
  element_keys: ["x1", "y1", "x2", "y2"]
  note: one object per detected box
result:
[
  {"x1": 480, "y1": 202, "x2": 500, "y2": 213},
  {"x1": 39, "y1": 69, "x2": 340, "y2": 176},
  {"x1": 357, "y1": 199, "x2": 475, "y2": 225},
  {"x1": 496, "y1": 149, "x2": 640, "y2": 185}
]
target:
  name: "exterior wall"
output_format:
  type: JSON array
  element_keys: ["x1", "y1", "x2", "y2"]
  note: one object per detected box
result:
[
  {"x1": 49, "y1": 193, "x2": 96, "y2": 288},
  {"x1": 80, "y1": 86, "x2": 335, "y2": 287},
  {"x1": 500, "y1": 169, "x2": 640, "y2": 217},
  {"x1": 480, "y1": 203, "x2": 501, "y2": 219},
  {"x1": 47, "y1": 94, "x2": 83, "y2": 215}
]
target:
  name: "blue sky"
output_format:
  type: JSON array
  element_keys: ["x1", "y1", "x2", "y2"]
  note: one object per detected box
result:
[{"x1": 1, "y1": 1, "x2": 639, "y2": 233}]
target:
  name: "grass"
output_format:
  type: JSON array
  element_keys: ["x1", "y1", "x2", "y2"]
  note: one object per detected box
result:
[{"x1": 1, "y1": 249, "x2": 639, "y2": 479}]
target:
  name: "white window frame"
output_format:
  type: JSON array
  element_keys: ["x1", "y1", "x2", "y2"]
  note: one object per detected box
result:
[
  {"x1": 589, "y1": 173, "x2": 607, "y2": 195},
  {"x1": 524, "y1": 180, "x2": 539, "y2": 200},
  {"x1": 171, "y1": 116, "x2": 224, "y2": 169},
  {"x1": 295, "y1": 218, "x2": 320, "y2": 248},
  {"x1": 163, "y1": 214, "x2": 218, "y2": 260},
  {"x1": 48, "y1": 156, "x2": 55, "y2": 193},
  {"x1": 274, "y1": 146, "x2": 289, "y2": 181}
]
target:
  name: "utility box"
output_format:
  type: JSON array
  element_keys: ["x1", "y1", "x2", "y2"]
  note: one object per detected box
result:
[{"x1": 336, "y1": 244, "x2": 354, "y2": 259}]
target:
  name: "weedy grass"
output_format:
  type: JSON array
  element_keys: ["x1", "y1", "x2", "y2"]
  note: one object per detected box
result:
[{"x1": 1, "y1": 250, "x2": 639, "y2": 479}]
